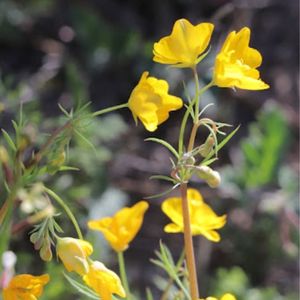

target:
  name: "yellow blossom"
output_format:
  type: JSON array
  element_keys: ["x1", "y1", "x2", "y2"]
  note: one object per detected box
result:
[
  {"x1": 88, "y1": 201, "x2": 149, "y2": 252},
  {"x1": 213, "y1": 27, "x2": 269, "y2": 90},
  {"x1": 128, "y1": 72, "x2": 182, "y2": 132},
  {"x1": 83, "y1": 260, "x2": 126, "y2": 300},
  {"x1": 2, "y1": 274, "x2": 49, "y2": 300},
  {"x1": 153, "y1": 18, "x2": 214, "y2": 68},
  {"x1": 162, "y1": 188, "x2": 226, "y2": 242},
  {"x1": 200, "y1": 293, "x2": 236, "y2": 300},
  {"x1": 56, "y1": 237, "x2": 93, "y2": 275}
]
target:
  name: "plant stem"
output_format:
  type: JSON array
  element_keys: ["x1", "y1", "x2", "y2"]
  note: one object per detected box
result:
[
  {"x1": 92, "y1": 103, "x2": 128, "y2": 117},
  {"x1": 44, "y1": 187, "x2": 83, "y2": 240},
  {"x1": 117, "y1": 251, "x2": 131, "y2": 300},
  {"x1": 180, "y1": 183, "x2": 199, "y2": 300}
]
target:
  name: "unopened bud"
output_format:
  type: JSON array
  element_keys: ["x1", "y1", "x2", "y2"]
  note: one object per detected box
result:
[
  {"x1": 196, "y1": 165, "x2": 221, "y2": 188},
  {"x1": 40, "y1": 240, "x2": 52, "y2": 262},
  {"x1": 199, "y1": 136, "x2": 214, "y2": 157},
  {"x1": 0, "y1": 146, "x2": 9, "y2": 163}
]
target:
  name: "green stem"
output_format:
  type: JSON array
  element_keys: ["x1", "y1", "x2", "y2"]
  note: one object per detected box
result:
[
  {"x1": 193, "y1": 67, "x2": 201, "y2": 121},
  {"x1": 44, "y1": 187, "x2": 83, "y2": 240},
  {"x1": 178, "y1": 107, "x2": 191, "y2": 156},
  {"x1": 118, "y1": 251, "x2": 131, "y2": 300},
  {"x1": 92, "y1": 103, "x2": 128, "y2": 117}
]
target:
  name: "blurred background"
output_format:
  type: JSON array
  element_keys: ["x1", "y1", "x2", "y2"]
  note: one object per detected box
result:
[{"x1": 0, "y1": 0, "x2": 298, "y2": 299}]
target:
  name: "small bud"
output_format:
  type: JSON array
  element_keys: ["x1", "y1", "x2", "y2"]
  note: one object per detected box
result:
[
  {"x1": 47, "y1": 151, "x2": 66, "y2": 174},
  {"x1": 0, "y1": 146, "x2": 9, "y2": 163},
  {"x1": 196, "y1": 165, "x2": 221, "y2": 188},
  {"x1": 199, "y1": 136, "x2": 214, "y2": 157},
  {"x1": 40, "y1": 240, "x2": 52, "y2": 262}
]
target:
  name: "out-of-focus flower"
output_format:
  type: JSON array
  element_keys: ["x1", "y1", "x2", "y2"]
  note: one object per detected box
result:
[
  {"x1": 162, "y1": 188, "x2": 226, "y2": 242},
  {"x1": 213, "y1": 27, "x2": 269, "y2": 90},
  {"x1": 153, "y1": 18, "x2": 214, "y2": 68},
  {"x1": 17, "y1": 183, "x2": 48, "y2": 214},
  {"x1": 56, "y1": 237, "x2": 93, "y2": 275},
  {"x1": 88, "y1": 201, "x2": 149, "y2": 252},
  {"x1": 0, "y1": 251, "x2": 17, "y2": 288},
  {"x1": 2, "y1": 274, "x2": 49, "y2": 300},
  {"x1": 128, "y1": 72, "x2": 182, "y2": 132},
  {"x1": 200, "y1": 293, "x2": 236, "y2": 300},
  {"x1": 83, "y1": 260, "x2": 125, "y2": 300}
]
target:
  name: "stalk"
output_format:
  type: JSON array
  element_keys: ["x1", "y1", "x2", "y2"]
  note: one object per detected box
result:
[
  {"x1": 92, "y1": 103, "x2": 128, "y2": 117},
  {"x1": 180, "y1": 183, "x2": 199, "y2": 300},
  {"x1": 117, "y1": 251, "x2": 131, "y2": 300},
  {"x1": 44, "y1": 188, "x2": 83, "y2": 240}
]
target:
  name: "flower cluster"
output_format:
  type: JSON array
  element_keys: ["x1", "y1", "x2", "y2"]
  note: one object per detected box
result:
[{"x1": 1, "y1": 16, "x2": 270, "y2": 300}]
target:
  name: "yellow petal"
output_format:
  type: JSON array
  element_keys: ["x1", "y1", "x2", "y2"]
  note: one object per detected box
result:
[
  {"x1": 221, "y1": 294, "x2": 237, "y2": 300},
  {"x1": 3, "y1": 274, "x2": 49, "y2": 300},
  {"x1": 56, "y1": 237, "x2": 93, "y2": 275},
  {"x1": 161, "y1": 189, "x2": 226, "y2": 241},
  {"x1": 153, "y1": 19, "x2": 214, "y2": 67},
  {"x1": 128, "y1": 72, "x2": 182, "y2": 131},
  {"x1": 87, "y1": 201, "x2": 149, "y2": 252},
  {"x1": 214, "y1": 27, "x2": 269, "y2": 90},
  {"x1": 83, "y1": 260, "x2": 126, "y2": 300}
]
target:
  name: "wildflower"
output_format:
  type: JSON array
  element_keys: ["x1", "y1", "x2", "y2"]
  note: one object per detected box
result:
[
  {"x1": 83, "y1": 260, "x2": 126, "y2": 300},
  {"x1": 162, "y1": 188, "x2": 226, "y2": 242},
  {"x1": 56, "y1": 237, "x2": 93, "y2": 275},
  {"x1": 153, "y1": 18, "x2": 214, "y2": 68},
  {"x1": 128, "y1": 72, "x2": 182, "y2": 132},
  {"x1": 88, "y1": 201, "x2": 149, "y2": 252},
  {"x1": 200, "y1": 293, "x2": 236, "y2": 300},
  {"x1": 213, "y1": 27, "x2": 269, "y2": 90},
  {"x1": 2, "y1": 274, "x2": 49, "y2": 300}
]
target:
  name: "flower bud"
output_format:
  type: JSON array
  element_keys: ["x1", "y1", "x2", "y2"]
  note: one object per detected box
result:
[
  {"x1": 40, "y1": 239, "x2": 52, "y2": 262},
  {"x1": 0, "y1": 146, "x2": 9, "y2": 163},
  {"x1": 199, "y1": 136, "x2": 214, "y2": 157},
  {"x1": 196, "y1": 165, "x2": 221, "y2": 188},
  {"x1": 56, "y1": 237, "x2": 93, "y2": 275}
]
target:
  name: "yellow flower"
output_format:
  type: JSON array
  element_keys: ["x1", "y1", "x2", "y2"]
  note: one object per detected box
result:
[
  {"x1": 153, "y1": 18, "x2": 214, "y2": 68},
  {"x1": 2, "y1": 274, "x2": 49, "y2": 300},
  {"x1": 56, "y1": 237, "x2": 93, "y2": 275},
  {"x1": 128, "y1": 72, "x2": 182, "y2": 132},
  {"x1": 83, "y1": 260, "x2": 126, "y2": 300},
  {"x1": 88, "y1": 201, "x2": 149, "y2": 252},
  {"x1": 200, "y1": 293, "x2": 236, "y2": 300},
  {"x1": 162, "y1": 188, "x2": 226, "y2": 242},
  {"x1": 213, "y1": 27, "x2": 269, "y2": 90}
]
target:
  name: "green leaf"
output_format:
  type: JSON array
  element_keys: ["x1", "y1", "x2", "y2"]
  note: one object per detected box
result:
[
  {"x1": 149, "y1": 175, "x2": 177, "y2": 184},
  {"x1": 145, "y1": 137, "x2": 179, "y2": 158},
  {"x1": 145, "y1": 183, "x2": 180, "y2": 200},
  {"x1": 58, "y1": 166, "x2": 80, "y2": 172},
  {"x1": 63, "y1": 272, "x2": 99, "y2": 300},
  {"x1": 1, "y1": 129, "x2": 17, "y2": 152},
  {"x1": 203, "y1": 125, "x2": 240, "y2": 163}
]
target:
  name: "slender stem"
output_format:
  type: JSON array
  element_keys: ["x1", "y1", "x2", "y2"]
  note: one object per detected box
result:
[
  {"x1": 180, "y1": 183, "x2": 199, "y2": 300},
  {"x1": 187, "y1": 121, "x2": 200, "y2": 153},
  {"x1": 92, "y1": 103, "x2": 128, "y2": 117},
  {"x1": 117, "y1": 251, "x2": 131, "y2": 300},
  {"x1": 44, "y1": 187, "x2": 83, "y2": 240},
  {"x1": 178, "y1": 107, "x2": 191, "y2": 156}
]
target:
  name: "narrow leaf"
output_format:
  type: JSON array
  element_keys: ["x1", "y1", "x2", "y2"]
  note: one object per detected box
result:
[
  {"x1": 203, "y1": 125, "x2": 240, "y2": 163},
  {"x1": 1, "y1": 129, "x2": 16, "y2": 152},
  {"x1": 149, "y1": 175, "x2": 177, "y2": 184},
  {"x1": 145, "y1": 183, "x2": 180, "y2": 200},
  {"x1": 145, "y1": 137, "x2": 179, "y2": 158},
  {"x1": 63, "y1": 273, "x2": 99, "y2": 299}
]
